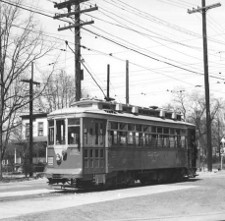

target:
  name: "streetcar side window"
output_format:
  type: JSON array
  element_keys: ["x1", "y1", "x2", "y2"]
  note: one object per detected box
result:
[
  {"x1": 112, "y1": 131, "x2": 118, "y2": 145},
  {"x1": 56, "y1": 119, "x2": 66, "y2": 145},
  {"x1": 157, "y1": 135, "x2": 163, "y2": 148},
  {"x1": 119, "y1": 131, "x2": 127, "y2": 145},
  {"x1": 128, "y1": 132, "x2": 135, "y2": 145},
  {"x1": 169, "y1": 136, "x2": 175, "y2": 148},
  {"x1": 163, "y1": 135, "x2": 170, "y2": 148},
  {"x1": 181, "y1": 130, "x2": 187, "y2": 148},
  {"x1": 135, "y1": 132, "x2": 140, "y2": 146},
  {"x1": 107, "y1": 121, "x2": 187, "y2": 149},
  {"x1": 181, "y1": 136, "x2": 186, "y2": 148},
  {"x1": 127, "y1": 124, "x2": 135, "y2": 146}
]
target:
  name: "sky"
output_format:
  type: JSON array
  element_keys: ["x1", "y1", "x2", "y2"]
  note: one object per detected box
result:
[{"x1": 22, "y1": 0, "x2": 225, "y2": 107}]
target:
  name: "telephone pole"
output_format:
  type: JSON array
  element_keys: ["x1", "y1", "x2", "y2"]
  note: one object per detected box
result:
[
  {"x1": 21, "y1": 62, "x2": 40, "y2": 177},
  {"x1": 54, "y1": 0, "x2": 98, "y2": 101},
  {"x1": 0, "y1": 0, "x2": 3, "y2": 179},
  {"x1": 188, "y1": 1, "x2": 221, "y2": 172}
]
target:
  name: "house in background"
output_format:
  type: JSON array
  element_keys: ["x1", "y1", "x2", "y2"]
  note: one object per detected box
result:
[
  {"x1": 20, "y1": 113, "x2": 48, "y2": 164},
  {"x1": 3, "y1": 113, "x2": 48, "y2": 173}
]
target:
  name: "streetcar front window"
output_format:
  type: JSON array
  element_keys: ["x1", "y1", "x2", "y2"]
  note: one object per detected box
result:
[{"x1": 56, "y1": 119, "x2": 66, "y2": 145}]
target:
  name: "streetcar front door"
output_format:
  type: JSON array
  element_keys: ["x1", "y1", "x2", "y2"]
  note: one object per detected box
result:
[{"x1": 83, "y1": 118, "x2": 106, "y2": 174}]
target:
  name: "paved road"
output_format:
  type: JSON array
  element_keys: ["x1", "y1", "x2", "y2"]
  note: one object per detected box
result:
[{"x1": 1, "y1": 171, "x2": 225, "y2": 221}]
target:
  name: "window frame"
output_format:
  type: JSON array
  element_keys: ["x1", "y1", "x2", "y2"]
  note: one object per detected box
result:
[
  {"x1": 67, "y1": 118, "x2": 80, "y2": 146},
  {"x1": 38, "y1": 122, "x2": 44, "y2": 137},
  {"x1": 48, "y1": 120, "x2": 54, "y2": 145},
  {"x1": 56, "y1": 119, "x2": 66, "y2": 145},
  {"x1": 107, "y1": 120, "x2": 188, "y2": 149}
]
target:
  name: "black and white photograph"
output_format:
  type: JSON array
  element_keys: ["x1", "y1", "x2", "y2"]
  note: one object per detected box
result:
[{"x1": 1, "y1": 0, "x2": 225, "y2": 220}]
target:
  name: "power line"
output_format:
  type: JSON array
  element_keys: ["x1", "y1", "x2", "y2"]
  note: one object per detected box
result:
[
  {"x1": 81, "y1": 60, "x2": 107, "y2": 98},
  {"x1": 83, "y1": 27, "x2": 205, "y2": 76},
  {"x1": 104, "y1": 0, "x2": 225, "y2": 46},
  {"x1": 1, "y1": 0, "x2": 53, "y2": 18}
]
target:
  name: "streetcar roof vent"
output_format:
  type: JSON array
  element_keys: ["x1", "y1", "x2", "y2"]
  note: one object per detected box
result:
[
  {"x1": 160, "y1": 110, "x2": 166, "y2": 118},
  {"x1": 172, "y1": 112, "x2": 177, "y2": 120},
  {"x1": 131, "y1": 106, "x2": 139, "y2": 114},
  {"x1": 115, "y1": 103, "x2": 123, "y2": 112}
]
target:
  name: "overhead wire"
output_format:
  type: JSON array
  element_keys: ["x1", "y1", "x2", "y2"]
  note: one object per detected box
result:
[
  {"x1": 104, "y1": 0, "x2": 225, "y2": 45},
  {"x1": 79, "y1": 41, "x2": 225, "y2": 89},
  {"x1": 3, "y1": 0, "x2": 225, "y2": 97},
  {"x1": 83, "y1": 27, "x2": 205, "y2": 76},
  {"x1": 3, "y1": 0, "x2": 221, "y2": 70},
  {"x1": 157, "y1": 0, "x2": 192, "y2": 9},
  {"x1": 1, "y1": 0, "x2": 53, "y2": 18},
  {"x1": 88, "y1": 10, "x2": 205, "y2": 67},
  {"x1": 81, "y1": 61, "x2": 107, "y2": 98},
  {"x1": 91, "y1": 0, "x2": 224, "y2": 71}
]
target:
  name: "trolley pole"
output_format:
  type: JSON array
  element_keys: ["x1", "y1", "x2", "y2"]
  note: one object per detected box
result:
[
  {"x1": 54, "y1": 0, "x2": 98, "y2": 101},
  {"x1": 188, "y1": 0, "x2": 221, "y2": 172}
]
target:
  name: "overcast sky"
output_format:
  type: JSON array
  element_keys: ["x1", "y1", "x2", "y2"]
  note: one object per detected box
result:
[{"x1": 31, "y1": 0, "x2": 225, "y2": 107}]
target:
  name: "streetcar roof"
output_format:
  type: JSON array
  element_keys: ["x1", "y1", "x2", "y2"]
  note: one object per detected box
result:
[{"x1": 47, "y1": 98, "x2": 195, "y2": 127}]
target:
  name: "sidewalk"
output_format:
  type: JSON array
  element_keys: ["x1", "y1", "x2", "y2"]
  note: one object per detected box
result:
[
  {"x1": 1, "y1": 172, "x2": 45, "y2": 183},
  {"x1": 196, "y1": 168, "x2": 225, "y2": 177},
  {"x1": 0, "y1": 175, "x2": 58, "y2": 199}
]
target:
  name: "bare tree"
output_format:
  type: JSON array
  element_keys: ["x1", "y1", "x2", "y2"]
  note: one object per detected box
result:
[
  {"x1": 38, "y1": 69, "x2": 90, "y2": 113},
  {"x1": 167, "y1": 89, "x2": 225, "y2": 164},
  {"x1": 38, "y1": 70, "x2": 76, "y2": 113},
  {"x1": 0, "y1": 0, "x2": 55, "y2": 178}
]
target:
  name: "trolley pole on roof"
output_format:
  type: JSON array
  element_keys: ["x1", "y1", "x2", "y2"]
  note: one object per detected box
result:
[
  {"x1": 188, "y1": 0, "x2": 221, "y2": 172},
  {"x1": 54, "y1": 0, "x2": 98, "y2": 101}
]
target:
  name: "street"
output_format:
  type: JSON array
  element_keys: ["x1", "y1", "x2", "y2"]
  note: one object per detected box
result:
[
  {"x1": 0, "y1": 178, "x2": 57, "y2": 200},
  {"x1": 0, "y1": 171, "x2": 225, "y2": 220}
]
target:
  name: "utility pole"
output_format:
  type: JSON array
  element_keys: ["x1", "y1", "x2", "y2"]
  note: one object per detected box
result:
[
  {"x1": 54, "y1": 0, "x2": 98, "y2": 101},
  {"x1": 188, "y1": 0, "x2": 221, "y2": 172},
  {"x1": 21, "y1": 62, "x2": 40, "y2": 177},
  {"x1": 0, "y1": 0, "x2": 3, "y2": 179}
]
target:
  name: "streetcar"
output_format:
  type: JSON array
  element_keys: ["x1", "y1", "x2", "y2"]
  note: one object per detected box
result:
[{"x1": 45, "y1": 98, "x2": 197, "y2": 188}]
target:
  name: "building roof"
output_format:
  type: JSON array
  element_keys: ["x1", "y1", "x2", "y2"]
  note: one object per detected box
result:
[{"x1": 20, "y1": 113, "x2": 48, "y2": 120}]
